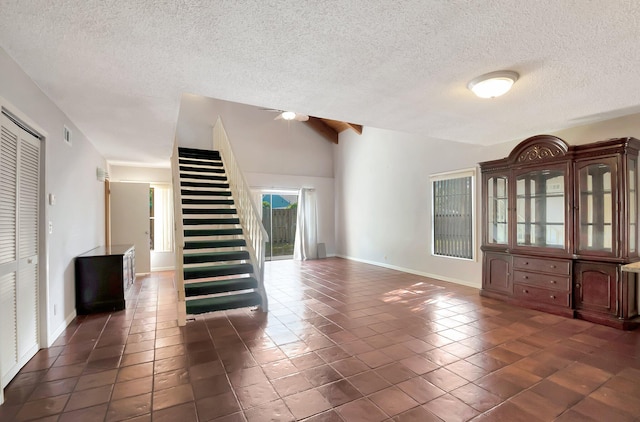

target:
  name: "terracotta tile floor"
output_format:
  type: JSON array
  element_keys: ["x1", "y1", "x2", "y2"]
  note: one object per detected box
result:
[{"x1": 1, "y1": 257, "x2": 640, "y2": 421}]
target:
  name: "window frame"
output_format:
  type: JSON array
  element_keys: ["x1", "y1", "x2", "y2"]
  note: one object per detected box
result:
[{"x1": 430, "y1": 168, "x2": 477, "y2": 261}]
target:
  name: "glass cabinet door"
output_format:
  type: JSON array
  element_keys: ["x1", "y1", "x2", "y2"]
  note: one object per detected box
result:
[
  {"x1": 629, "y1": 157, "x2": 638, "y2": 256},
  {"x1": 576, "y1": 158, "x2": 617, "y2": 256},
  {"x1": 486, "y1": 174, "x2": 508, "y2": 245},
  {"x1": 515, "y1": 167, "x2": 566, "y2": 249}
]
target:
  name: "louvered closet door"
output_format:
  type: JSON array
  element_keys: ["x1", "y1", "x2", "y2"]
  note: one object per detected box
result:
[{"x1": 0, "y1": 113, "x2": 40, "y2": 389}]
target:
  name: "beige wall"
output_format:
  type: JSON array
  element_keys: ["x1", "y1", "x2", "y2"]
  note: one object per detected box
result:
[{"x1": 550, "y1": 113, "x2": 640, "y2": 145}]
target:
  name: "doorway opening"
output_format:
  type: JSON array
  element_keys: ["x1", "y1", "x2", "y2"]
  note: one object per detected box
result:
[{"x1": 260, "y1": 190, "x2": 299, "y2": 261}]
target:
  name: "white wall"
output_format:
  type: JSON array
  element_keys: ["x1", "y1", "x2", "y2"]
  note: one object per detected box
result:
[
  {"x1": 177, "y1": 95, "x2": 334, "y2": 178},
  {"x1": 109, "y1": 165, "x2": 174, "y2": 271},
  {"x1": 335, "y1": 114, "x2": 640, "y2": 288},
  {"x1": 176, "y1": 95, "x2": 337, "y2": 255},
  {"x1": 109, "y1": 165, "x2": 171, "y2": 183},
  {"x1": 335, "y1": 128, "x2": 490, "y2": 287},
  {"x1": 0, "y1": 47, "x2": 106, "y2": 346}
]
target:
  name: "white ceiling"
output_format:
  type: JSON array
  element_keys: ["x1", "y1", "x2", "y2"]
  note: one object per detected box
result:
[{"x1": 1, "y1": 1, "x2": 640, "y2": 165}]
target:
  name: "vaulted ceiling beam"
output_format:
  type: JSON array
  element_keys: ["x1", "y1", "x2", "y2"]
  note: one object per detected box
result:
[{"x1": 305, "y1": 117, "x2": 339, "y2": 144}]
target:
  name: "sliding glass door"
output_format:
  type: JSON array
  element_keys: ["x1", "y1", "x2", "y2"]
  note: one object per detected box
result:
[{"x1": 262, "y1": 192, "x2": 298, "y2": 260}]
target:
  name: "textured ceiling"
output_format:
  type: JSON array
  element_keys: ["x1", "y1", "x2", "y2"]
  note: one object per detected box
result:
[{"x1": 1, "y1": 1, "x2": 640, "y2": 165}]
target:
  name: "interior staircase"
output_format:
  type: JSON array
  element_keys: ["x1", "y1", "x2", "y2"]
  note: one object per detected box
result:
[{"x1": 174, "y1": 145, "x2": 267, "y2": 318}]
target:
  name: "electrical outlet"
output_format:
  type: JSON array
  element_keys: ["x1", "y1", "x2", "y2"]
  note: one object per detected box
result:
[
  {"x1": 48, "y1": 221, "x2": 53, "y2": 234},
  {"x1": 53, "y1": 304, "x2": 57, "y2": 316}
]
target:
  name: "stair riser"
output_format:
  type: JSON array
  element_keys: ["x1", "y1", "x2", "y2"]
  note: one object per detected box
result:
[
  {"x1": 182, "y1": 199, "x2": 234, "y2": 205},
  {"x1": 184, "y1": 240, "x2": 246, "y2": 249},
  {"x1": 181, "y1": 182, "x2": 229, "y2": 189},
  {"x1": 181, "y1": 190, "x2": 232, "y2": 197},
  {"x1": 183, "y1": 218, "x2": 240, "y2": 226},
  {"x1": 186, "y1": 293, "x2": 262, "y2": 314},
  {"x1": 178, "y1": 147, "x2": 221, "y2": 158},
  {"x1": 183, "y1": 209, "x2": 237, "y2": 215},
  {"x1": 184, "y1": 229, "x2": 243, "y2": 237},
  {"x1": 180, "y1": 174, "x2": 227, "y2": 181},
  {"x1": 184, "y1": 278, "x2": 258, "y2": 296},
  {"x1": 184, "y1": 251, "x2": 250, "y2": 264},
  {"x1": 184, "y1": 263, "x2": 253, "y2": 279}
]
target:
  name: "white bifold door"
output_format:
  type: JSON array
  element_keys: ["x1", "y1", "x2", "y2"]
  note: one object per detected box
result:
[{"x1": 0, "y1": 112, "x2": 41, "y2": 393}]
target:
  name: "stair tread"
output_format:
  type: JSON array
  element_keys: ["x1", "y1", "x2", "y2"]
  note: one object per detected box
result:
[
  {"x1": 185, "y1": 292, "x2": 261, "y2": 314},
  {"x1": 184, "y1": 277, "x2": 258, "y2": 296},
  {"x1": 179, "y1": 158, "x2": 222, "y2": 165},
  {"x1": 180, "y1": 173, "x2": 227, "y2": 181},
  {"x1": 180, "y1": 162, "x2": 222, "y2": 169},
  {"x1": 180, "y1": 166, "x2": 225, "y2": 173},
  {"x1": 183, "y1": 263, "x2": 253, "y2": 279}
]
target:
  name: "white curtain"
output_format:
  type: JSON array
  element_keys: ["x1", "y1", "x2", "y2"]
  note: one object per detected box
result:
[
  {"x1": 294, "y1": 188, "x2": 318, "y2": 261},
  {"x1": 153, "y1": 184, "x2": 174, "y2": 252}
]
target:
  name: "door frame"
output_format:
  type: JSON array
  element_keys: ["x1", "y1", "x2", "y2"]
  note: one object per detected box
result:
[
  {"x1": 0, "y1": 97, "x2": 49, "y2": 405},
  {"x1": 256, "y1": 188, "x2": 300, "y2": 261}
]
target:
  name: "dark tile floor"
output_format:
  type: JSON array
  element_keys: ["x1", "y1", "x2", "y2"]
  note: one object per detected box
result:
[{"x1": 1, "y1": 258, "x2": 639, "y2": 421}]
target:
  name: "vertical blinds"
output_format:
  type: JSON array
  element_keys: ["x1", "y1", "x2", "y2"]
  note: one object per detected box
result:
[{"x1": 432, "y1": 174, "x2": 474, "y2": 259}]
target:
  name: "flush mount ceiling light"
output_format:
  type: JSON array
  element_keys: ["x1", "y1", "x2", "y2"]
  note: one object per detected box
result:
[{"x1": 468, "y1": 70, "x2": 519, "y2": 98}]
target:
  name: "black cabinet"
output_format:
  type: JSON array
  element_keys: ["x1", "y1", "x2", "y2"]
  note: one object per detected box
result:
[{"x1": 75, "y1": 245, "x2": 135, "y2": 314}]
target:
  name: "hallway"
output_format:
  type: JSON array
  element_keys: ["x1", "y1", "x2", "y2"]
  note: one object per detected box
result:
[{"x1": 0, "y1": 258, "x2": 639, "y2": 421}]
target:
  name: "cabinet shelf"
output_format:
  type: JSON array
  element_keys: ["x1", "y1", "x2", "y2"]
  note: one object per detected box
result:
[{"x1": 480, "y1": 135, "x2": 640, "y2": 330}]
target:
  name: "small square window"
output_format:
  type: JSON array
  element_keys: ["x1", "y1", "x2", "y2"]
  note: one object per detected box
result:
[{"x1": 431, "y1": 169, "x2": 476, "y2": 260}]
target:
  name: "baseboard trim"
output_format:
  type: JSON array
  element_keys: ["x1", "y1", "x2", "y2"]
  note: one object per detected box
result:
[
  {"x1": 47, "y1": 309, "x2": 77, "y2": 347},
  {"x1": 151, "y1": 266, "x2": 175, "y2": 272},
  {"x1": 336, "y1": 254, "x2": 480, "y2": 289}
]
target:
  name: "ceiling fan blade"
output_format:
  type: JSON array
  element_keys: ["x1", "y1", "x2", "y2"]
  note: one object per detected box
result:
[{"x1": 295, "y1": 114, "x2": 309, "y2": 121}]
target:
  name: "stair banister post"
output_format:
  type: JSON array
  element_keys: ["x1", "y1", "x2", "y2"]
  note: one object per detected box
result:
[{"x1": 171, "y1": 138, "x2": 187, "y2": 326}]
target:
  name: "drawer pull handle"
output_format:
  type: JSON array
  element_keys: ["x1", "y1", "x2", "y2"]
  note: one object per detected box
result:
[
  {"x1": 575, "y1": 283, "x2": 581, "y2": 288},
  {"x1": 550, "y1": 295, "x2": 556, "y2": 299},
  {"x1": 550, "y1": 265, "x2": 556, "y2": 269},
  {"x1": 523, "y1": 275, "x2": 528, "y2": 279},
  {"x1": 524, "y1": 262, "x2": 529, "y2": 265},
  {"x1": 523, "y1": 289, "x2": 528, "y2": 294},
  {"x1": 550, "y1": 280, "x2": 556, "y2": 284}
]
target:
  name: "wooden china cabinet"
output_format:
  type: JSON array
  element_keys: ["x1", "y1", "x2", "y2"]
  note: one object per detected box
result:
[{"x1": 480, "y1": 135, "x2": 640, "y2": 329}]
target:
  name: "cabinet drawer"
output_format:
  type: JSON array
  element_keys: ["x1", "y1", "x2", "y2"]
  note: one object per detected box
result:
[
  {"x1": 514, "y1": 283, "x2": 570, "y2": 307},
  {"x1": 512, "y1": 270, "x2": 571, "y2": 291},
  {"x1": 513, "y1": 256, "x2": 570, "y2": 275}
]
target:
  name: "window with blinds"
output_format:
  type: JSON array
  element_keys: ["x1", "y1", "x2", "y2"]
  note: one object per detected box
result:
[{"x1": 431, "y1": 169, "x2": 475, "y2": 260}]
